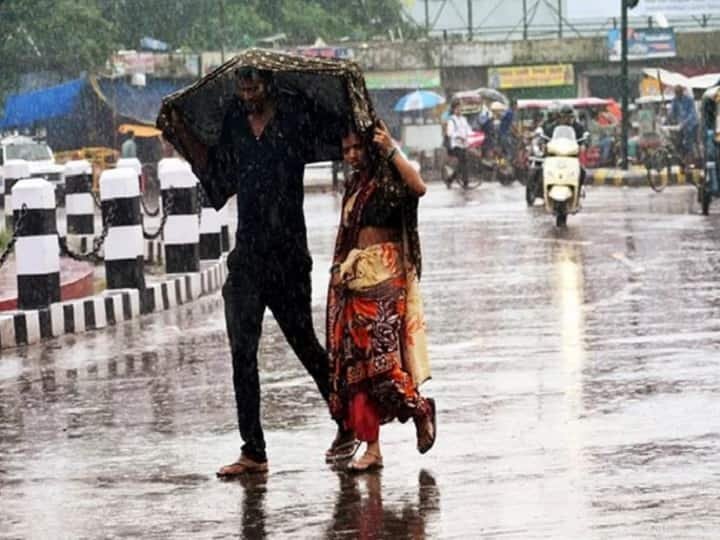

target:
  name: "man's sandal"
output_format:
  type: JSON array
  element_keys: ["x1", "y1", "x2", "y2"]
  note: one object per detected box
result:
[
  {"x1": 325, "y1": 432, "x2": 361, "y2": 463},
  {"x1": 415, "y1": 397, "x2": 437, "y2": 455},
  {"x1": 216, "y1": 455, "x2": 268, "y2": 478},
  {"x1": 347, "y1": 451, "x2": 383, "y2": 473}
]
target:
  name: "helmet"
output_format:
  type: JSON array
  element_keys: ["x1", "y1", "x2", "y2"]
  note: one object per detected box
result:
[
  {"x1": 490, "y1": 101, "x2": 507, "y2": 112},
  {"x1": 547, "y1": 102, "x2": 561, "y2": 120},
  {"x1": 559, "y1": 104, "x2": 574, "y2": 116}
]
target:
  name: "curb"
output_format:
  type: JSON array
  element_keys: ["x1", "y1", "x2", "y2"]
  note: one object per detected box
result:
[
  {"x1": 589, "y1": 166, "x2": 703, "y2": 188},
  {"x1": 0, "y1": 255, "x2": 227, "y2": 350}
]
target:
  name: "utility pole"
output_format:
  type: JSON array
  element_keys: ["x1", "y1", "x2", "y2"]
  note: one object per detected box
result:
[
  {"x1": 425, "y1": 0, "x2": 430, "y2": 35},
  {"x1": 523, "y1": 0, "x2": 528, "y2": 39},
  {"x1": 467, "y1": 0, "x2": 473, "y2": 40},
  {"x1": 219, "y1": 0, "x2": 226, "y2": 63},
  {"x1": 621, "y1": 0, "x2": 629, "y2": 169},
  {"x1": 621, "y1": 0, "x2": 640, "y2": 169},
  {"x1": 558, "y1": 0, "x2": 563, "y2": 38}
]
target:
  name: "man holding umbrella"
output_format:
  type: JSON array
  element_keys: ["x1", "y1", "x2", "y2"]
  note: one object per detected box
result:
[{"x1": 167, "y1": 63, "x2": 360, "y2": 477}]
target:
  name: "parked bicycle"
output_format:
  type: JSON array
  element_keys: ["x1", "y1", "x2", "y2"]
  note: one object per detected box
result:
[{"x1": 643, "y1": 124, "x2": 702, "y2": 193}]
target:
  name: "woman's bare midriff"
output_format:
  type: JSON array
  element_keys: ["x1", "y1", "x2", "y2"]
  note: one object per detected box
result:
[{"x1": 357, "y1": 226, "x2": 401, "y2": 249}]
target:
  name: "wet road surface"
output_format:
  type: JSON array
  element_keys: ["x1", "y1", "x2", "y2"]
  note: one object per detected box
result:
[{"x1": 1, "y1": 184, "x2": 719, "y2": 539}]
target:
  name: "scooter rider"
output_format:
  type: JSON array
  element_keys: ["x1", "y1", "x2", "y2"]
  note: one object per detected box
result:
[
  {"x1": 551, "y1": 104, "x2": 588, "y2": 190},
  {"x1": 541, "y1": 103, "x2": 562, "y2": 138},
  {"x1": 529, "y1": 103, "x2": 563, "y2": 193},
  {"x1": 556, "y1": 104, "x2": 586, "y2": 142}
]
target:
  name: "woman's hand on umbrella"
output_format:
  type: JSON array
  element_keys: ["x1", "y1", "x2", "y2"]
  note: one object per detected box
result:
[{"x1": 373, "y1": 122, "x2": 395, "y2": 156}]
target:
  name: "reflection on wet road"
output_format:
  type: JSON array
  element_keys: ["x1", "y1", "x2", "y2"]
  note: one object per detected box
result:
[{"x1": 1, "y1": 184, "x2": 719, "y2": 538}]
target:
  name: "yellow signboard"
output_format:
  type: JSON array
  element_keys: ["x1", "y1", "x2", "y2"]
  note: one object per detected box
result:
[{"x1": 488, "y1": 64, "x2": 575, "y2": 89}]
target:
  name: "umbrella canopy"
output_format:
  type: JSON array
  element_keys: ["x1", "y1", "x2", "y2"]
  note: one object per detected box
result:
[
  {"x1": 473, "y1": 88, "x2": 509, "y2": 105},
  {"x1": 156, "y1": 48, "x2": 377, "y2": 166},
  {"x1": 394, "y1": 90, "x2": 445, "y2": 112}
]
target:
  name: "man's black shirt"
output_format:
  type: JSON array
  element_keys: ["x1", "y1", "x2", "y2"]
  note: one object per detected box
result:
[{"x1": 206, "y1": 98, "x2": 315, "y2": 259}]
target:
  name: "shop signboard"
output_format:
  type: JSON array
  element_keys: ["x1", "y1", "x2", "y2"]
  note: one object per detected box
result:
[
  {"x1": 607, "y1": 27, "x2": 676, "y2": 61},
  {"x1": 487, "y1": 64, "x2": 575, "y2": 89}
]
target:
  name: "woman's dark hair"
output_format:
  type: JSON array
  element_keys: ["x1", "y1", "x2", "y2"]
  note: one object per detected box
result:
[{"x1": 342, "y1": 122, "x2": 382, "y2": 174}]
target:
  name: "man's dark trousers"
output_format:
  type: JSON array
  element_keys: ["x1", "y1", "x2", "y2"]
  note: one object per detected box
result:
[{"x1": 222, "y1": 248, "x2": 330, "y2": 463}]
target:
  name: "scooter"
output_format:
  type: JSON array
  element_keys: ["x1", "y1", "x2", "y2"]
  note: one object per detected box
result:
[{"x1": 543, "y1": 126, "x2": 587, "y2": 227}]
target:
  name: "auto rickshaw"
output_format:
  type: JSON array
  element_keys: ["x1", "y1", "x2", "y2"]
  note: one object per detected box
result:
[{"x1": 699, "y1": 86, "x2": 720, "y2": 215}]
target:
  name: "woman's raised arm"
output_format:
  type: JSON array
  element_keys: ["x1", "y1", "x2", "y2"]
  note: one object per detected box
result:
[{"x1": 373, "y1": 122, "x2": 427, "y2": 197}]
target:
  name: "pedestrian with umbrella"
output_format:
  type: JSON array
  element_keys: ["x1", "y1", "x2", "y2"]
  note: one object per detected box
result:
[{"x1": 157, "y1": 49, "x2": 379, "y2": 477}]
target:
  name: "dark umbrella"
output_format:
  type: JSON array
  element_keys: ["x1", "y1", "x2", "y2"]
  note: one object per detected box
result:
[{"x1": 156, "y1": 48, "x2": 377, "y2": 167}]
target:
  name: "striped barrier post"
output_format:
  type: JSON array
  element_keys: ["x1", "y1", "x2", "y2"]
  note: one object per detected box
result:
[
  {"x1": 64, "y1": 159, "x2": 95, "y2": 254},
  {"x1": 159, "y1": 158, "x2": 200, "y2": 273},
  {"x1": 100, "y1": 168, "x2": 146, "y2": 291},
  {"x1": 13, "y1": 179, "x2": 60, "y2": 310},
  {"x1": 4, "y1": 160, "x2": 31, "y2": 232},
  {"x1": 199, "y1": 187, "x2": 222, "y2": 261},
  {"x1": 116, "y1": 157, "x2": 143, "y2": 193},
  {"x1": 219, "y1": 203, "x2": 231, "y2": 253}
]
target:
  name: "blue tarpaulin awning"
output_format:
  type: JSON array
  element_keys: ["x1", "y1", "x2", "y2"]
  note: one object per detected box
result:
[
  {"x1": 96, "y1": 79, "x2": 184, "y2": 125},
  {"x1": 0, "y1": 79, "x2": 85, "y2": 129}
]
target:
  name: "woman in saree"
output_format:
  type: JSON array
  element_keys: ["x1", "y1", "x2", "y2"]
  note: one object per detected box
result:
[{"x1": 326, "y1": 121, "x2": 436, "y2": 472}]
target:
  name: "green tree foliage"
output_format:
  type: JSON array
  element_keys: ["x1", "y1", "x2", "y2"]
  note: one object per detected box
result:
[
  {"x1": 0, "y1": 0, "x2": 407, "y2": 109},
  {"x1": 0, "y1": 0, "x2": 115, "y2": 110}
]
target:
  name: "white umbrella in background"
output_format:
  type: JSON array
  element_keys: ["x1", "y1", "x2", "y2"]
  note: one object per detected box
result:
[{"x1": 394, "y1": 90, "x2": 445, "y2": 112}]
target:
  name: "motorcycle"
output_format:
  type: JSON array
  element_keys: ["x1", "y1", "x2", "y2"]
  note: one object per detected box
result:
[
  {"x1": 542, "y1": 126, "x2": 587, "y2": 227},
  {"x1": 525, "y1": 127, "x2": 546, "y2": 206}
]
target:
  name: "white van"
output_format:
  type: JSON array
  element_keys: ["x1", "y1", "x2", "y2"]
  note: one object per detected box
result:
[{"x1": 0, "y1": 135, "x2": 66, "y2": 199}]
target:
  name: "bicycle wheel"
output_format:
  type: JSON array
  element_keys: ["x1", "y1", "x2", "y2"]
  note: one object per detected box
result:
[
  {"x1": 645, "y1": 149, "x2": 669, "y2": 192},
  {"x1": 462, "y1": 174, "x2": 482, "y2": 190}
]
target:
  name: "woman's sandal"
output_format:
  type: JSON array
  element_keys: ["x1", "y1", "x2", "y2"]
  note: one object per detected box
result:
[
  {"x1": 415, "y1": 398, "x2": 437, "y2": 455},
  {"x1": 325, "y1": 433, "x2": 361, "y2": 463},
  {"x1": 347, "y1": 451, "x2": 383, "y2": 473}
]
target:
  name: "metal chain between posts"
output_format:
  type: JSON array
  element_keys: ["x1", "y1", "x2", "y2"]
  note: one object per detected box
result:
[
  {"x1": 197, "y1": 187, "x2": 205, "y2": 223},
  {"x1": 140, "y1": 195, "x2": 161, "y2": 217},
  {"x1": 0, "y1": 204, "x2": 28, "y2": 269},
  {"x1": 143, "y1": 190, "x2": 173, "y2": 240},
  {"x1": 58, "y1": 202, "x2": 115, "y2": 263},
  {"x1": 91, "y1": 190, "x2": 102, "y2": 210}
]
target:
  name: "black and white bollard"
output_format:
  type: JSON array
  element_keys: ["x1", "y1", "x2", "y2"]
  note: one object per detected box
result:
[
  {"x1": 199, "y1": 187, "x2": 222, "y2": 261},
  {"x1": 100, "y1": 168, "x2": 146, "y2": 290},
  {"x1": 116, "y1": 157, "x2": 143, "y2": 193},
  {"x1": 13, "y1": 179, "x2": 61, "y2": 310},
  {"x1": 159, "y1": 158, "x2": 200, "y2": 273},
  {"x1": 3, "y1": 160, "x2": 31, "y2": 231},
  {"x1": 219, "y1": 203, "x2": 231, "y2": 253},
  {"x1": 64, "y1": 160, "x2": 94, "y2": 254}
]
